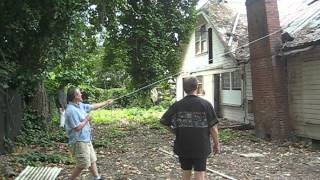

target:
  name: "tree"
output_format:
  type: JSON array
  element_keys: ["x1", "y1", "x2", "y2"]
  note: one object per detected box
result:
[
  {"x1": 45, "y1": 9, "x2": 103, "y2": 93},
  {"x1": 96, "y1": 0, "x2": 198, "y2": 90},
  {"x1": 0, "y1": 0, "x2": 90, "y2": 122}
]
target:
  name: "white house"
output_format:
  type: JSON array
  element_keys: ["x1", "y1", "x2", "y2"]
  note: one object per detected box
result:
[
  {"x1": 176, "y1": 0, "x2": 320, "y2": 140},
  {"x1": 176, "y1": 1, "x2": 252, "y2": 123}
]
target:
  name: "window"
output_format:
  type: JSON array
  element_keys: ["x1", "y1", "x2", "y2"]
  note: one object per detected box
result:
[
  {"x1": 195, "y1": 25, "x2": 207, "y2": 55},
  {"x1": 221, "y1": 70, "x2": 242, "y2": 106},
  {"x1": 222, "y1": 70, "x2": 241, "y2": 90},
  {"x1": 196, "y1": 76, "x2": 204, "y2": 95},
  {"x1": 232, "y1": 70, "x2": 241, "y2": 90},
  {"x1": 222, "y1": 72, "x2": 230, "y2": 90}
]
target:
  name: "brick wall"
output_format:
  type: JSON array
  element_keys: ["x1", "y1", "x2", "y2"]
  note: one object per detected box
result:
[{"x1": 246, "y1": 0, "x2": 292, "y2": 139}]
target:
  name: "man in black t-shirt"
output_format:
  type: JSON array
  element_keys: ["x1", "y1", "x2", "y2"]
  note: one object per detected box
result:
[{"x1": 160, "y1": 76, "x2": 220, "y2": 180}]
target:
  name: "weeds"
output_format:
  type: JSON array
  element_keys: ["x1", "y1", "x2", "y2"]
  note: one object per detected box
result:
[
  {"x1": 219, "y1": 129, "x2": 241, "y2": 143},
  {"x1": 93, "y1": 139, "x2": 113, "y2": 148},
  {"x1": 91, "y1": 107, "x2": 163, "y2": 127},
  {"x1": 13, "y1": 152, "x2": 73, "y2": 166}
]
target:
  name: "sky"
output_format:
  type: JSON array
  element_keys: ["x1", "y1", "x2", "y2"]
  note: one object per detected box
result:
[{"x1": 196, "y1": 0, "x2": 208, "y2": 9}]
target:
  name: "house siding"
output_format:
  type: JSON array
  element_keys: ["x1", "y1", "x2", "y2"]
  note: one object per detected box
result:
[
  {"x1": 243, "y1": 63, "x2": 254, "y2": 124},
  {"x1": 221, "y1": 105, "x2": 245, "y2": 122},
  {"x1": 245, "y1": 63, "x2": 253, "y2": 100},
  {"x1": 287, "y1": 45, "x2": 320, "y2": 140}
]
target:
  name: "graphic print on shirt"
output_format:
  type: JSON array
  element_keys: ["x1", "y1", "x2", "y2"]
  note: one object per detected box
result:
[{"x1": 172, "y1": 111, "x2": 208, "y2": 128}]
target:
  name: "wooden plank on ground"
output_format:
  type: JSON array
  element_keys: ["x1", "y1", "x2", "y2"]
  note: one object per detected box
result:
[{"x1": 15, "y1": 166, "x2": 62, "y2": 180}]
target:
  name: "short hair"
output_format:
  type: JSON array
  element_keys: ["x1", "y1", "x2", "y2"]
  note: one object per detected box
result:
[
  {"x1": 183, "y1": 76, "x2": 198, "y2": 94},
  {"x1": 67, "y1": 87, "x2": 79, "y2": 103}
]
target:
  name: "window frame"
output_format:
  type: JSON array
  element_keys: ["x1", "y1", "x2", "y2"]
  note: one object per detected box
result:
[
  {"x1": 196, "y1": 75, "x2": 204, "y2": 96},
  {"x1": 195, "y1": 24, "x2": 208, "y2": 55},
  {"x1": 231, "y1": 70, "x2": 241, "y2": 90},
  {"x1": 222, "y1": 70, "x2": 242, "y2": 91},
  {"x1": 221, "y1": 70, "x2": 242, "y2": 106},
  {"x1": 222, "y1": 72, "x2": 231, "y2": 90}
]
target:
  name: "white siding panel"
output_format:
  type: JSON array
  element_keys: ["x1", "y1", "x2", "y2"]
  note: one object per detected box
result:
[
  {"x1": 247, "y1": 113, "x2": 255, "y2": 125},
  {"x1": 221, "y1": 105, "x2": 245, "y2": 123},
  {"x1": 176, "y1": 75, "x2": 184, "y2": 101},
  {"x1": 295, "y1": 122, "x2": 320, "y2": 139},
  {"x1": 288, "y1": 57, "x2": 320, "y2": 139},
  {"x1": 202, "y1": 75, "x2": 214, "y2": 105},
  {"x1": 245, "y1": 63, "x2": 253, "y2": 100}
]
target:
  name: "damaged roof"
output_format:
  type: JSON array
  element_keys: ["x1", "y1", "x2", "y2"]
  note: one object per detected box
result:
[
  {"x1": 279, "y1": 0, "x2": 320, "y2": 50},
  {"x1": 198, "y1": 1, "x2": 249, "y2": 61},
  {"x1": 198, "y1": 0, "x2": 320, "y2": 55}
]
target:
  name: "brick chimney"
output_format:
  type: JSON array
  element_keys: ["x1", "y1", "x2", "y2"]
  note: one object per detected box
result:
[{"x1": 246, "y1": 0, "x2": 292, "y2": 139}]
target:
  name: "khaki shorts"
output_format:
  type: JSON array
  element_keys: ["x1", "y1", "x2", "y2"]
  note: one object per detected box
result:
[{"x1": 70, "y1": 141, "x2": 97, "y2": 168}]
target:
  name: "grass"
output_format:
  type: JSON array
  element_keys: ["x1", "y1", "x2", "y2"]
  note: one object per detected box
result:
[
  {"x1": 219, "y1": 129, "x2": 241, "y2": 143},
  {"x1": 91, "y1": 107, "x2": 165, "y2": 131},
  {"x1": 92, "y1": 108, "x2": 246, "y2": 142}
]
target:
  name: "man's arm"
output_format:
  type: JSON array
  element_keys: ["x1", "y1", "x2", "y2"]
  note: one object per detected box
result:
[
  {"x1": 209, "y1": 125, "x2": 220, "y2": 154},
  {"x1": 163, "y1": 125, "x2": 175, "y2": 134},
  {"x1": 160, "y1": 104, "x2": 176, "y2": 130},
  {"x1": 73, "y1": 115, "x2": 91, "y2": 132},
  {"x1": 91, "y1": 99, "x2": 113, "y2": 110}
]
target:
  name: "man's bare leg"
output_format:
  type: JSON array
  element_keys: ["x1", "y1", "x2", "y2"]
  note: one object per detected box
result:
[
  {"x1": 194, "y1": 171, "x2": 206, "y2": 180},
  {"x1": 89, "y1": 161, "x2": 100, "y2": 178},
  {"x1": 70, "y1": 166, "x2": 84, "y2": 180},
  {"x1": 182, "y1": 170, "x2": 192, "y2": 180}
]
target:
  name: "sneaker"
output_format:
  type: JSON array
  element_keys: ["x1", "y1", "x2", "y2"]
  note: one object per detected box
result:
[{"x1": 93, "y1": 177, "x2": 104, "y2": 180}]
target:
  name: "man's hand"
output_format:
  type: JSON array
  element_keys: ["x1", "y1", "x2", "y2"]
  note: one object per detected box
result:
[
  {"x1": 74, "y1": 115, "x2": 91, "y2": 132},
  {"x1": 210, "y1": 125, "x2": 220, "y2": 154},
  {"x1": 92, "y1": 99, "x2": 114, "y2": 110},
  {"x1": 106, "y1": 99, "x2": 113, "y2": 105},
  {"x1": 59, "y1": 108, "x2": 65, "y2": 114},
  {"x1": 86, "y1": 115, "x2": 92, "y2": 122},
  {"x1": 213, "y1": 142, "x2": 220, "y2": 154}
]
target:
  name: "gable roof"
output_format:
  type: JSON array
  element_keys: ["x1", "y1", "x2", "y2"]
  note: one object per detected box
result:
[
  {"x1": 198, "y1": 0, "x2": 320, "y2": 56},
  {"x1": 279, "y1": 0, "x2": 320, "y2": 50},
  {"x1": 198, "y1": 1, "x2": 250, "y2": 61}
]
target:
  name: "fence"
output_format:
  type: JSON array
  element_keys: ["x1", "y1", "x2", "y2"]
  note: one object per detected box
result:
[{"x1": 0, "y1": 88, "x2": 23, "y2": 154}]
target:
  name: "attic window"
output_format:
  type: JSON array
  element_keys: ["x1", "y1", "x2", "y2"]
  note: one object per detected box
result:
[{"x1": 195, "y1": 25, "x2": 207, "y2": 55}]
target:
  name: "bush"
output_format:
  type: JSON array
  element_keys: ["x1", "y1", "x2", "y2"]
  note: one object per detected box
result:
[{"x1": 14, "y1": 108, "x2": 67, "y2": 147}]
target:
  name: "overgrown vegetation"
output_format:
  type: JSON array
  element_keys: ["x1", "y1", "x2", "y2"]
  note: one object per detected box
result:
[
  {"x1": 91, "y1": 106, "x2": 165, "y2": 130},
  {"x1": 8, "y1": 106, "x2": 166, "y2": 165},
  {"x1": 1, "y1": 1, "x2": 197, "y2": 153},
  {"x1": 13, "y1": 152, "x2": 73, "y2": 166},
  {"x1": 219, "y1": 129, "x2": 241, "y2": 143},
  {"x1": 14, "y1": 108, "x2": 67, "y2": 147}
]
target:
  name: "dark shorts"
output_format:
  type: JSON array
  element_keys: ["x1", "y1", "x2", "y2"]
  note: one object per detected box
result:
[{"x1": 178, "y1": 157, "x2": 207, "y2": 171}]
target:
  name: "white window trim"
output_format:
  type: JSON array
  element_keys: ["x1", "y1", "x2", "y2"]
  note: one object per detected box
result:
[
  {"x1": 221, "y1": 71, "x2": 242, "y2": 106},
  {"x1": 195, "y1": 24, "x2": 208, "y2": 55}
]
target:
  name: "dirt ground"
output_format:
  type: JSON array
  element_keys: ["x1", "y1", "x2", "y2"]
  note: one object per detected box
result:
[{"x1": 1, "y1": 120, "x2": 320, "y2": 180}]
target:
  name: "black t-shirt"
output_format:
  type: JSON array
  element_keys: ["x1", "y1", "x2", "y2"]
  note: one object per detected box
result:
[{"x1": 160, "y1": 95, "x2": 218, "y2": 158}]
